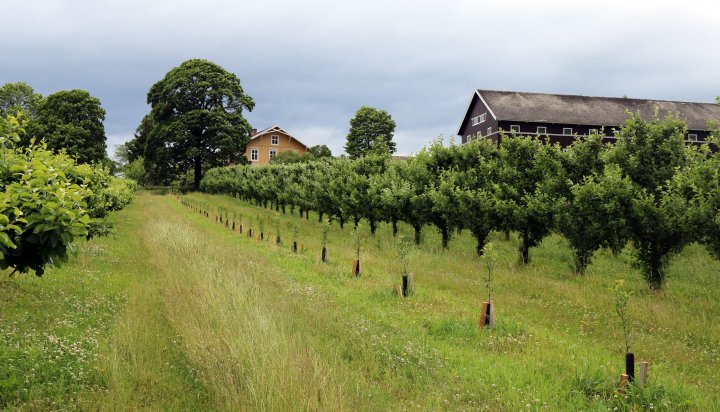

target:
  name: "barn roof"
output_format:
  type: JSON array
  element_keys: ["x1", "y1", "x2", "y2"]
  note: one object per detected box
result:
[{"x1": 473, "y1": 89, "x2": 720, "y2": 131}]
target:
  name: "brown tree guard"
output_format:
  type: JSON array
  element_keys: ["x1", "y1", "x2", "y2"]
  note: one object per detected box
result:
[
  {"x1": 619, "y1": 374, "x2": 629, "y2": 394},
  {"x1": 479, "y1": 301, "x2": 495, "y2": 329},
  {"x1": 352, "y1": 259, "x2": 361, "y2": 277},
  {"x1": 292, "y1": 241, "x2": 297, "y2": 253},
  {"x1": 402, "y1": 275, "x2": 409, "y2": 297},
  {"x1": 321, "y1": 247, "x2": 327, "y2": 262},
  {"x1": 239, "y1": 224, "x2": 243, "y2": 234},
  {"x1": 394, "y1": 284, "x2": 403, "y2": 297}
]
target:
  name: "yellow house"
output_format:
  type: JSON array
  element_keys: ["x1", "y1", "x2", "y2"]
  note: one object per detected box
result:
[{"x1": 245, "y1": 125, "x2": 309, "y2": 165}]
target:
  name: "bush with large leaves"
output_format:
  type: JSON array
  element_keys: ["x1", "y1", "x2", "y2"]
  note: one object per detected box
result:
[{"x1": 0, "y1": 113, "x2": 135, "y2": 276}]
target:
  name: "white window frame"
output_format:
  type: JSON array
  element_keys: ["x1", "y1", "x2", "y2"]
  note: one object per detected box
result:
[
  {"x1": 487, "y1": 127, "x2": 492, "y2": 135},
  {"x1": 510, "y1": 125, "x2": 521, "y2": 133},
  {"x1": 537, "y1": 126, "x2": 547, "y2": 135},
  {"x1": 688, "y1": 133, "x2": 698, "y2": 142},
  {"x1": 471, "y1": 113, "x2": 487, "y2": 126},
  {"x1": 250, "y1": 148, "x2": 259, "y2": 161},
  {"x1": 467, "y1": 135, "x2": 471, "y2": 140},
  {"x1": 271, "y1": 135, "x2": 279, "y2": 145},
  {"x1": 563, "y1": 127, "x2": 573, "y2": 135},
  {"x1": 269, "y1": 149, "x2": 277, "y2": 159},
  {"x1": 588, "y1": 129, "x2": 598, "y2": 135}
]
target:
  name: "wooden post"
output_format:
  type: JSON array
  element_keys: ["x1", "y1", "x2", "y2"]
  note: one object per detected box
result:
[
  {"x1": 394, "y1": 284, "x2": 403, "y2": 297},
  {"x1": 352, "y1": 259, "x2": 361, "y2": 277},
  {"x1": 638, "y1": 361, "x2": 649, "y2": 386},
  {"x1": 321, "y1": 246, "x2": 327, "y2": 262},
  {"x1": 301, "y1": 244, "x2": 304, "y2": 253},
  {"x1": 408, "y1": 273, "x2": 415, "y2": 296},
  {"x1": 619, "y1": 374, "x2": 629, "y2": 394}
]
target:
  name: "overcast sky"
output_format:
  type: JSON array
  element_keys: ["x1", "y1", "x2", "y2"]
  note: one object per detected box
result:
[{"x1": 2, "y1": 0, "x2": 719, "y2": 157}]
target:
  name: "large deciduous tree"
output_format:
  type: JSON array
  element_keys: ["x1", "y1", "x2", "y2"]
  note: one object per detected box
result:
[
  {"x1": 30, "y1": 89, "x2": 107, "y2": 164},
  {"x1": 145, "y1": 59, "x2": 255, "y2": 189},
  {"x1": 0, "y1": 82, "x2": 43, "y2": 119},
  {"x1": 345, "y1": 106, "x2": 396, "y2": 159}
]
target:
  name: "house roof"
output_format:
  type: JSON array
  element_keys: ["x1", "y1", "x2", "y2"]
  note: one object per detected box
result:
[
  {"x1": 250, "y1": 125, "x2": 308, "y2": 148},
  {"x1": 461, "y1": 90, "x2": 720, "y2": 133}
]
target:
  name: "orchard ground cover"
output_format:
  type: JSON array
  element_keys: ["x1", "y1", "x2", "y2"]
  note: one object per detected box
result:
[{"x1": 1, "y1": 190, "x2": 718, "y2": 410}]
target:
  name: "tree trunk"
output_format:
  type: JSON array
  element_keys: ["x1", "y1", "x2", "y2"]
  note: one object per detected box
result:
[
  {"x1": 318, "y1": 212, "x2": 323, "y2": 223},
  {"x1": 476, "y1": 240, "x2": 485, "y2": 257},
  {"x1": 441, "y1": 226, "x2": 450, "y2": 249},
  {"x1": 275, "y1": 202, "x2": 279, "y2": 212},
  {"x1": 370, "y1": 219, "x2": 377, "y2": 235},
  {"x1": 504, "y1": 230, "x2": 510, "y2": 241},
  {"x1": 413, "y1": 224, "x2": 422, "y2": 245},
  {"x1": 392, "y1": 219, "x2": 398, "y2": 237},
  {"x1": 353, "y1": 216, "x2": 360, "y2": 228},
  {"x1": 306, "y1": 210, "x2": 309, "y2": 220},
  {"x1": 193, "y1": 156, "x2": 202, "y2": 190},
  {"x1": 647, "y1": 261, "x2": 665, "y2": 290},
  {"x1": 282, "y1": 205, "x2": 286, "y2": 214},
  {"x1": 519, "y1": 235, "x2": 530, "y2": 264}
]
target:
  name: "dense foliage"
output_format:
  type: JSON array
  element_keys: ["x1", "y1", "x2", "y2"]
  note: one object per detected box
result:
[
  {"x1": 29, "y1": 89, "x2": 108, "y2": 165},
  {"x1": 0, "y1": 113, "x2": 136, "y2": 276},
  {"x1": 344, "y1": 106, "x2": 397, "y2": 159},
  {"x1": 140, "y1": 59, "x2": 255, "y2": 188},
  {"x1": 202, "y1": 113, "x2": 719, "y2": 289}
]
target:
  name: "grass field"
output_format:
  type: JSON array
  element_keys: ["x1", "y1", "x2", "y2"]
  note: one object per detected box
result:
[{"x1": 1, "y1": 190, "x2": 718, "y2": 410}]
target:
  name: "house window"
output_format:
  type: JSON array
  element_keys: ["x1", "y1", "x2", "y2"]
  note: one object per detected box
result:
[
  {"x1": 510, "y1": 125, "x2": 521, "y2": 133},
  {"x1": 269, "y1": 149, "x2": 277, "y2": 159},
  {"x1": 250, "y1": 148, "x2": 259, "y2": 162},
  {"x1": 271, "y1": 135, "x2": 279, "y2": 145},
  {"x1": 467, "y1": 135, "x2": 471, "y2": 141},
  {"x1": 563, "y1": 128, "x2": 573, "y2": 135},
  {"x1": 588, "y1": 129, "x2": 598, "y2": 135},
  {"x1": 487, "y1": 127, "x2": 492, "y2": 135},
  {"x1": 688, "y1": 133, "x2": 698, "y2": 141},
  {"x1": 537, "y1": 126, "x2": 547, "y2": 135},
  {"x1": 471, "y1": 113, "x2": 487, "y2": 126}
]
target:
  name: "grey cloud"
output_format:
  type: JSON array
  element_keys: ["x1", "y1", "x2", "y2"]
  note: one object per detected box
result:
[{"x1": 1, "y1": 0, "x2": 719, "y2": 156}]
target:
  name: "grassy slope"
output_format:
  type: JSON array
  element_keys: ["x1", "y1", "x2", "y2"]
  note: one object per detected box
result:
[{"x1": 1, "y1": 191, "x2": 718, "y2": 410}]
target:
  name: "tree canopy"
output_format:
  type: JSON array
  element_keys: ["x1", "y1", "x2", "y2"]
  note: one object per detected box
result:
[
  {"x1": 29, "y1": 89, "x2": 107, "y2": 164},
  {"x1": 344, "y1": 106, "x2": 396, "y2": 159},
  {"x1": 0, "y1": 82, "x2": 43, "y2": 119},
  {"x1": 145, "y1": 59, "x2": 255, "y2": 188}
]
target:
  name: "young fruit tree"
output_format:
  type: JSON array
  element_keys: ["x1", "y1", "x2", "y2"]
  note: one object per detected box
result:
[{"x1": 607, "y1": 113, "x2": 694, "y2": 289}]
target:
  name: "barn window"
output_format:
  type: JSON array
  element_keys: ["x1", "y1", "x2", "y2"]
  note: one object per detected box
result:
[
  {"x1": 510, "y1": 125, "x2": 520, "y2": 133},
  {"x1": 563, "y1": 128, "x2": 573, "y2": 135},
  {"x1": 271, "y1": 135, "x2": 279, "y2": 145},
  {"x1": 537, "y1": 126, "x2": 547, "y2": 135},
  {"x1": 250, "y1": 148, "x2": 259, "y2": 161}
]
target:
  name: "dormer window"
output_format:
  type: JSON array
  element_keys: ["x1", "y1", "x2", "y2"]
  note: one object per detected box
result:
[
  {"x1": 471, "y1": 113, "x2": 487, "y2": 126},
  {"x1": 271, "y1": 135, "x2": 279, "y2": 145}
]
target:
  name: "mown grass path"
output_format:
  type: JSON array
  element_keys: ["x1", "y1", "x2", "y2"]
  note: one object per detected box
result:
[{"x1": 1, "y1": 191, "x2": 718, "y2": 410}]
